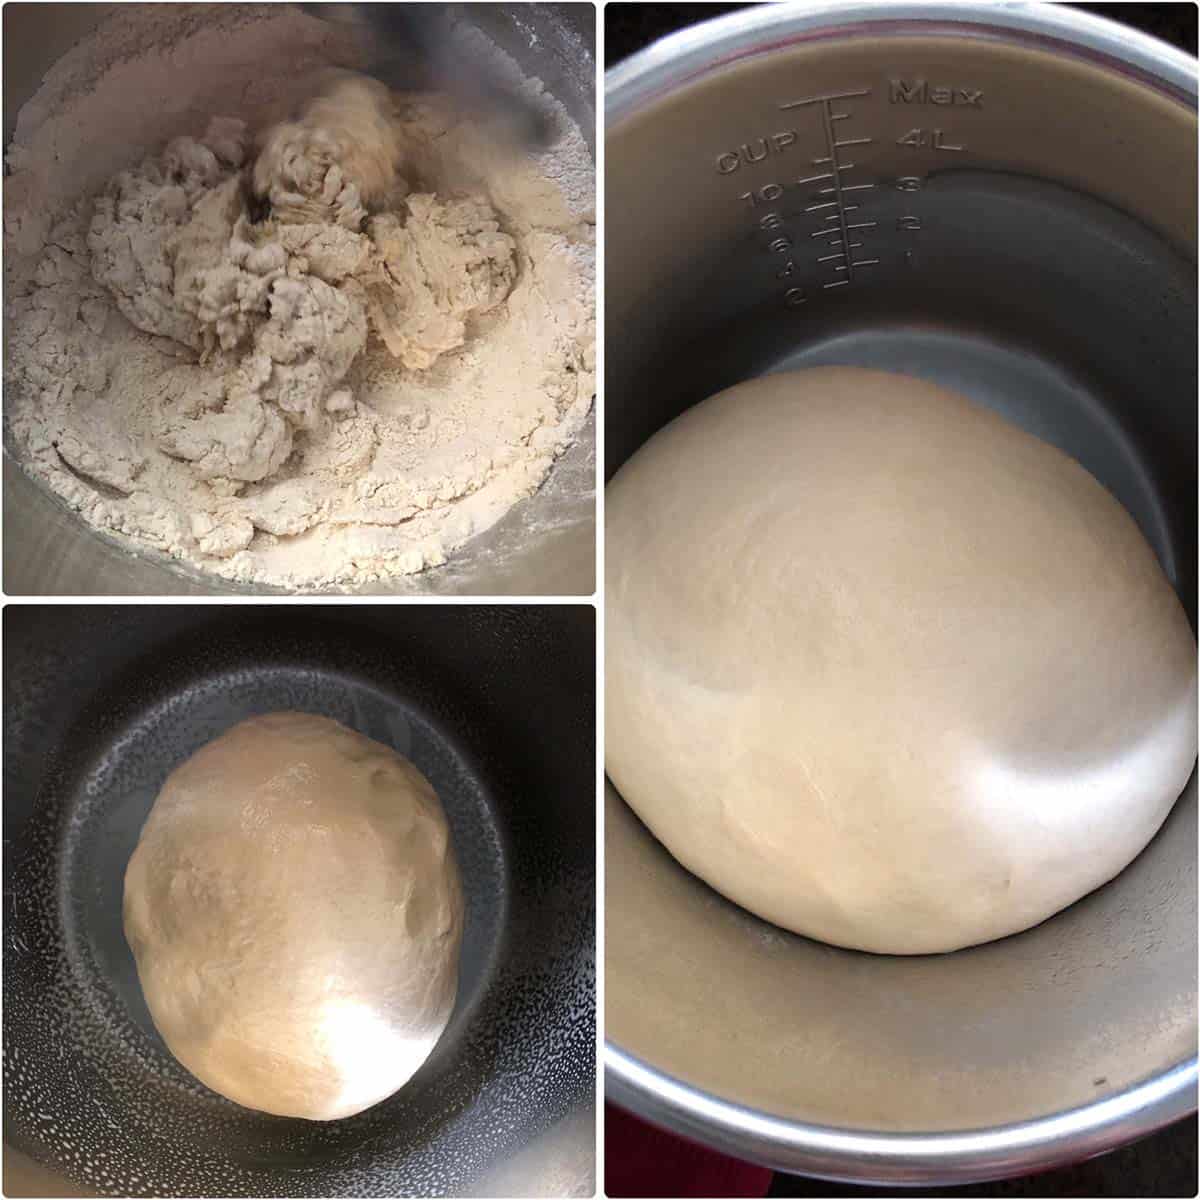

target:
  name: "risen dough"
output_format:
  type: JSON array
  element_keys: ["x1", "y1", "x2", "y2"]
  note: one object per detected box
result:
[
  {"x1": 606, "y1": 367, "x2": 1197, "y2": 955},
  {"x1": 123, "y1": 712, "x2": 463, "y2": 1119}
]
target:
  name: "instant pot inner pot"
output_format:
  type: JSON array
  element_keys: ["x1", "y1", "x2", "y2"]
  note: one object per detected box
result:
[
  {"x1": 64, "y1": 661, "x2": 507, "y2": 1167},
  {"x1": 605, "y1": 18, "x2": 1197, "y2": 1171},
  {"x1": 5, "y1": 607, "x2": 595, "y2": 1196},
  {"x1": 607, "y1": 35, "x2": 1197, "y2": 610},
  {"x1": 614, "y1": 170, "x2": 1196, "y2": 605},
  {"x1": 1, "y1": 4, "x2": 596, "y2": 597}
]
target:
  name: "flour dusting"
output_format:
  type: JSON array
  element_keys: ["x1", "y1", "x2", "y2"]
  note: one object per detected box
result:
[{"x1": 4, "y1": 6, "x2": 594, "y2": 589}]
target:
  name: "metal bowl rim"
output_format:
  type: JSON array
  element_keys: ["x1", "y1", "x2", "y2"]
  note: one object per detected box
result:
[
  {"x1": 606, "y1": 1, "x2": 1199, "y2": 126},
  {"x1": 605, "y1": 1044, "x2": 1198, "y2": 1184}
]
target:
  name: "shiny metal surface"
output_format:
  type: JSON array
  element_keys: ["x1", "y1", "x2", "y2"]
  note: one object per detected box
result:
[
  {"x1": 607, "y1": 786, "x2": 1198, "y2": 1185},
  {"x1": 1, "y1": 3, "x2": 596, "y2": 596},
  {"x1": 5, "y1": 606, "x2": 596, "y2": 1196},
  {"x1": 606, "y1": 1, "x2": 1197, "y2": 1184}
]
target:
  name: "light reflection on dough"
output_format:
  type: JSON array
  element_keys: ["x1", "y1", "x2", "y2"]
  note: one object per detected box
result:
[{"x1": 606, "y1": 367, "x2": 1197, "y2": 955}]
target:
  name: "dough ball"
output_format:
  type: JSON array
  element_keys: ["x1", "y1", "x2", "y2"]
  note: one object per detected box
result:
[
  {"x1": 606, "y1": 367, "x2": 1197, "y2": 955},
  {"x1": 124, "y1": 712, "x2": 463, "y2": 1119}
]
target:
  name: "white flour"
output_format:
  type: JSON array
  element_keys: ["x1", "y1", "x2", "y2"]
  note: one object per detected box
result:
[{"x1": 4, "y1": 6, "x2": 594, "y2": 589}]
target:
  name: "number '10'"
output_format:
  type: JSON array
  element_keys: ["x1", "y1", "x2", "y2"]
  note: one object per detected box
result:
[{"x1": 739, "y1": 184, "x2": 785, "y2": 207}]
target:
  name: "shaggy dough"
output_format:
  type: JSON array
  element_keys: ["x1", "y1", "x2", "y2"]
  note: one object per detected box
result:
[
  {"x1": 3, "y1": 8, "x2": 595, "y2": 590},
  {"x1": 252, "y1": 74, "x2": 408, "y2": 226},
  {"x1": 123, "y1": 712, "x2": 463, "y2": 1120},
  {"x1": 86, "y1": 83, "x2": 516, "y2": 488},
  {"x1": 365, "y1": 195, "x2": 518, "y2": 370},
  {"x1": 5, "y1": 9, "x2": 595, "y2": 588},
  {"x1": 606, "y1": 367, "x2": 1198, "y2": 955}
]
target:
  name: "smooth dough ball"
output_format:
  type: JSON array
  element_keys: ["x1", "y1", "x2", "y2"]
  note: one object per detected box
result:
[
  {"x1": 606, "y1": 367, "x2": 1197, "y2": 955},
  {"x1": 124, "y1": 712, "x2": 463, "y2": 1119}
]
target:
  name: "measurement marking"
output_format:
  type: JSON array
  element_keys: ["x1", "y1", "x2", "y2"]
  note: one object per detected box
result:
[
  {"x1": 818, "y1": 98, "x2": 858, "y2": 281},
  {"x1": 817, "y1": 181, "x2": 874, "y2": 195},
  {"x1": 816, "y1": 243, "x2": 864, "y2": 262},
  {"x1": 764, "y1": 87, "x2": 877, "y2": 294},
  {"x1": 780, "y1": 88, "x2": 870, "y2": 110}
]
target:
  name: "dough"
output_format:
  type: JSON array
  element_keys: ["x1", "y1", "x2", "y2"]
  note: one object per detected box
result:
[
  {"x1": 5, "y1": 8, "x2": 595, "y2": 588},
  {"x1": 606, "y1": 367, "x2": 1197, "y2": 955},
  {"x1": 123, "y1": 713, "x2": 463, "y2": 1120},
  {"x1": 364, "y1": 195, "x2": 519, "y2": 370},
  {"x1": 87, "y1": 96, "x2": 513, "y2": 486},
  {"x1": 251, "y1": 73, "x2": 408, "y2": 227}
]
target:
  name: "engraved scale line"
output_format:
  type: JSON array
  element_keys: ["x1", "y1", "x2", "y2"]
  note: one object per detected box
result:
[
  {"x1": 818, "y1": 97, "x2": 856, "y2": 282},
  {"x1": 816, "y1": 243, "x2": 864, "y2": 261},
  {"x1": 779, "y1": 88, "x2": 870, "y2": 110}
]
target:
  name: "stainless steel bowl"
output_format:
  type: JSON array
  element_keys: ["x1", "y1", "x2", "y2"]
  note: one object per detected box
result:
[
  {"x1": 2, "y1": 3, "x2": 595, "y2": 596},
  {"x1": 605, "y1": 2, "x2": 1197, "y2": 1184}
]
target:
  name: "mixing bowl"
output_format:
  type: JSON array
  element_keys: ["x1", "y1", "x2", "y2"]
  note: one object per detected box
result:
[
  {"x1": 2, "y1": 3, "x2": 596, "y2": 596},
  {"x1": 605, "y1": 2, "x2": 1197, "y2": 1184},
  {"x1": 4, "y1": 605, "x2": 595, "y2": 1196}
]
